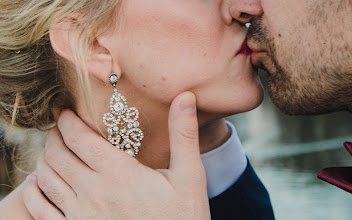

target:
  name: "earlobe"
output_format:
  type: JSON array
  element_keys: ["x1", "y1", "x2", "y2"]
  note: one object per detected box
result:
[{"x1": 49, "y1": 19, "x2": 118, "y2": 84}]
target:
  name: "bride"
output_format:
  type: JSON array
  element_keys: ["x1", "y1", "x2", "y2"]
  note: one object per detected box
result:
[{"x1": 0, "y1": 0, "x2": 273, "y2": 219}]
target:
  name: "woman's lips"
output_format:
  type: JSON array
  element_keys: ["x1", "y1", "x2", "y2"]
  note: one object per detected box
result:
[{"x1": 237, "y1": 38, "x2": 253, "y2": 56}]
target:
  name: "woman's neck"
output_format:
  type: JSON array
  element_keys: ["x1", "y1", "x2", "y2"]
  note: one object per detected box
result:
[
  {"x1": 199, "y1": 118, "x2": 230, "y2": 154},
  {"x1": 136, "y1": 110, "x2": 231, "y2": 169},
  {"x1": 75, "y1": 82, "x2": 231, "y2": 169}
]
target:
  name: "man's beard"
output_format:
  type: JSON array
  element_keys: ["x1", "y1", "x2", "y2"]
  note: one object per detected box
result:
[{"x1": 247, "y1": 17, "x2": 352, "y2": 115}]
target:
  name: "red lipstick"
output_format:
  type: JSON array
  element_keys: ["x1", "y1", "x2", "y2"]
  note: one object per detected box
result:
[{"x1": 237, "y1": 38, "x2": 253, "y2": 56}]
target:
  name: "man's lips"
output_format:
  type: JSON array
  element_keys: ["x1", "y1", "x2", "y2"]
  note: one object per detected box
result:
[
  {"x1": 247, "y1": 41, "x2": 266, "y2": 66},
  {"x1": 237, "y1": 38, "x2": 252, "y2": 56},
  {"x1": 250, "y1": 51, "x2": 265, "y2": 66},
  {"x1": 247, "y1": 40, "x2": 265, "y2": 54}
]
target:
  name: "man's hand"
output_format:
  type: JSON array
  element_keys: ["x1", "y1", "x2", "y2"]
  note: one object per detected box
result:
[{"x1": 23, "y1": 92, "x2": 211, "y2": 220}]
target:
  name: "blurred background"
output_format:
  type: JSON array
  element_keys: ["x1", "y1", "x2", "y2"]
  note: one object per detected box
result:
[{"x1": 1, "y1": 72, "x2": 352, "y2": 219}]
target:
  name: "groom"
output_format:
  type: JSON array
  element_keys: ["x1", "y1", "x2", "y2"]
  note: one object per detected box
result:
[
  {"x1": 23, "y1": 0, "x2": 352, "y2": 219},
  {"x1": 245, "y1": 0, "x2": 352, "y2": 193}
]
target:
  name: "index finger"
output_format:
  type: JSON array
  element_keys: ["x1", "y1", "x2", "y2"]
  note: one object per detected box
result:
[{"x1": 57, "y1": 110, "x2": 135, "y2": 172}]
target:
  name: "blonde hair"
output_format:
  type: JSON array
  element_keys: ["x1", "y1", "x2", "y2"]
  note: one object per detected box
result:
[
  {"x1": 0, "y1": 0, "x2": 123, "y2": 188},
  {"x1": 0, "y1": 0, "x2": 121, "y2": 130}
]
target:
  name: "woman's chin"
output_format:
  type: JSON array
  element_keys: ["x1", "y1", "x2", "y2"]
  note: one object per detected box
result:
[
  {"x1": 197, "y1": 88, "x2": 264, "y2": 123},
  {"x1": 240, "y1": 85, "x2": 265, "y2": 112},
  {"x1": 232, "y1": 81, "x2": 265, "y2": 114}
]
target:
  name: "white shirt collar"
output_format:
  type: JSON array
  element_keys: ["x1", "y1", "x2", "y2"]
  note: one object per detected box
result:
[{"x1": 201, "y1": 121, "x2": 247, "y2": 199}]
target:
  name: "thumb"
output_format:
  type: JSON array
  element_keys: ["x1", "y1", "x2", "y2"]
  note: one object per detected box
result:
[{"x1": 168, "y1": 92, "x2": 203, "y2": 175}]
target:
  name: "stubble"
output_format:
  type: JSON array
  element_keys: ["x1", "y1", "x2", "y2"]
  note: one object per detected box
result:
[{"x1": 247, "y1": 1, "x2": 352, "y2": 115}]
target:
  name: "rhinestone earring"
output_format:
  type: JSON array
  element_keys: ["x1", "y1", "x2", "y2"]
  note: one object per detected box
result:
[{"x1": 102, "y1": 73, "x2": 144, "y2": 157}]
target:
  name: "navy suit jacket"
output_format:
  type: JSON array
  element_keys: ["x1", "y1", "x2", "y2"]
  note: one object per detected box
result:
[{"x1": 209, "y1": 160, "x2": 275, "y2": 220}]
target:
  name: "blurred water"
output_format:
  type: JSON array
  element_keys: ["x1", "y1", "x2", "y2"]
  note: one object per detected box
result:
[{"x1": 228, "y1": 73, "x2": 352, "y2": 220}]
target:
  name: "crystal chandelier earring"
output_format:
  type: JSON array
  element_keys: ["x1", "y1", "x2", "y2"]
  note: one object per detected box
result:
[{"x1": 102, "y1": 73, "x2": 144, "y2": 157}]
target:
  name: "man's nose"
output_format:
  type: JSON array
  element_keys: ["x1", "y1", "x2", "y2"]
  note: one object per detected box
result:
[{"x1": 221, "y1": 0, "x2": 263, "y2": 25}]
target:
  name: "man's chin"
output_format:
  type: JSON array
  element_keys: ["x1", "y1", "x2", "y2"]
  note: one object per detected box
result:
[
  {"x1": 268, "y1": 86, "x2": 348, "y2": 116},
  {"x1": 267, "y1": 77, "x2": 314, "y2": 115},
  {"x1": 269, "y1": 94, "x2": 318, "y2": 116}
]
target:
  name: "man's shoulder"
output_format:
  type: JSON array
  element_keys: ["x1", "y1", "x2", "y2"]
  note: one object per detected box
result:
[{"x1": 209, "y1": 160, "x2": 275, "y2": 220}]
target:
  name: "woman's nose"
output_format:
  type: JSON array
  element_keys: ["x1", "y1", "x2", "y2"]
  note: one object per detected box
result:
[{"x1": 221, "y1": 0, "x2": 263, "y2": 25}]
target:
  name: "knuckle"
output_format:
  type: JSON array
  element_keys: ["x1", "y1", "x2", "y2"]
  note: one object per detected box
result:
[
  {"x1": 50, "y1": 191, "x2": 65, "y2": 206},
  {"x1": 38, "y1": 177, "x2": 65, "y2": 206},
  {"x1": 87, "y1": 143, "x2": 105, "y2": 160},
  {"x1": 57, "y1": 162, "x2": 76, "y2": 179},
  {"x1": 43, "y1": 147, "x2": 57, "y2": 162},
  {"x1": 177, "y1": 127, "x2": 198, "y2": 141},
  {"x1": 65, "y1": 133, "x2": 80, "y2": 147},
  {"x1": 37, "y1": 175, "x2": 49, "y2": 189}
]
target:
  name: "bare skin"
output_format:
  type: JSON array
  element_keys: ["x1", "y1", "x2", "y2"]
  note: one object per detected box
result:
[
  {"x1": 0, "y1": 183, "x2": 33, "y2": 220},
  {"x1": 0, "y1": 93, "x2": 228, "y2": 219},
  {"x1": 1, "y1": 0, "x2": 265, "y2": 219},
  {"x1": 22, "y1": 0, "x2": 352, "y2": 218},
  {"x1": 15, "y1": 0, "x2": 352, "y2": 218}
]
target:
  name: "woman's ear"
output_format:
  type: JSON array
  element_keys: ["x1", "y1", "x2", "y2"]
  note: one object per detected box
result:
[{"x1": 49, "y1": 17, "x2": 118, "y2": 84}]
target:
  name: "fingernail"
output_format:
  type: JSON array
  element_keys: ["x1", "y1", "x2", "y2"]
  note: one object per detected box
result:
[{"x1": 179, "y1": 93, "x2": 196, "y2": 114}]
